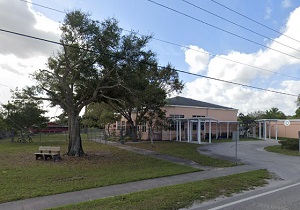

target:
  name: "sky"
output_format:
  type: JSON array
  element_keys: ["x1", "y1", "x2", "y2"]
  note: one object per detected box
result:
[{"x1": 1, "y1": 0, "x2": 300, "y2": 117}]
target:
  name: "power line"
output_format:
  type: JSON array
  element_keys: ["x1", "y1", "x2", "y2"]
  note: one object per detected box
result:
[
  {"x1": 143, "y1": 33, "x2": 300, "y2": 80},
  {"x1": 173, "y1": 68, "x2": 297, "y2": 97},
  {"x1": 182, "y1": 0, "x2": 300, "y2": 54},
  {"x1": 147, "y1": 0, "x2": 300, "y2": 61},
  {"x1": 19, "y1": 0, "x2": 65, "y2": 13},
  {"x1": 19, "y1": 0, "x2": 300, "y2": 81},
  {"x1": 0, "y1": 27, "x2": 297, "y2": 97},
  {"x1": 210, "y1": 0, "x2": 300, "y2": 44},
  {"x1": 0, "y1": 83, "x2": 12, "y2": 88}
]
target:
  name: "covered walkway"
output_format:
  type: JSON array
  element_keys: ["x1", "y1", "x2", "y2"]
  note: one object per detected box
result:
[
  {"x1": 174, "y1": 117, "x2": 239, "y2": 144},
  {"x1": 256, "y1": 119, "x2": 300, "y2": 140}
]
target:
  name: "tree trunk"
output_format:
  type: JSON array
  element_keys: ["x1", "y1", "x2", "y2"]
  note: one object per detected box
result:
[
  {"x1": 126, "y1": 120, "x2": 137, "y2": 141},
  {"x1": 67, "y1": 112, "x2": 84, "y2": 156},
  {"x1": 132, "y1": 124, "x2": 138, "y2": 142},
  {"x1": 107, "y1": 123, "x2": 111, "y2": 136}
]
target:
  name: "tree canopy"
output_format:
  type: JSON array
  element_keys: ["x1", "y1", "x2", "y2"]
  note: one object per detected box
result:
[
  {"x1": 1, "y1": 90, "x2": 48, "y2": 141},
  {"x1": 82, "y1": 102, "x2": 121, "y2": 136},
  {"x1": 103, "y1": 32, "x2": 183, "y2": 141},
  {"x1": 23, "y1": 11, "x2": 122, "y2": 156},
  {"x1": 263, "y1": 107, "x2": 286, "y2": 119},
  {"x1": 20, "y1": 10, "x2": 182, "y2": 154}
]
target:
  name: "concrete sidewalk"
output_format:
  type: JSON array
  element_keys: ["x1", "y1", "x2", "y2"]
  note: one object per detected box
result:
[
  {"x1": 0, "y1": 142, "x2": 261, "y2": 210},
  {"x1": 0, "y1": 165, "x2": 260, "y2": 210}
]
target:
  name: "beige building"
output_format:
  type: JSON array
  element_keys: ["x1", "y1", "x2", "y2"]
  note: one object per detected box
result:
[
  {"x1": 256, "y1": 119, "x2": 300, "y2": 140},
  {"x1": 113, "y1": 96, "x2": 239, "y2": 143}
]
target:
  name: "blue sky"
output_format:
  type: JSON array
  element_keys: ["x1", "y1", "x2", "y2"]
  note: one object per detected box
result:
[{"x1": 1, "y1": 0, "x2": 300, "y2": 116}]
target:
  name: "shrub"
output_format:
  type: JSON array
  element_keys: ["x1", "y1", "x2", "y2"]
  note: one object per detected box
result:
[{"x1": 279, "y1": 139, "x2": 299, "y2": 150}]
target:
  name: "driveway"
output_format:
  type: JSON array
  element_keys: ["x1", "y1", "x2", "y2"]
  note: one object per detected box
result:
[{"x1": 198, "y1": 139, "x2": 300, "y2": 180}]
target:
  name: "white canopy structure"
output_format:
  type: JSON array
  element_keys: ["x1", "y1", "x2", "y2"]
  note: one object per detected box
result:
[
  {"x1": 255, "y1": 119, "x2": 300, "y2": 141},
  {"x1": 175, "y1": 117, "x2": 239, "y2": 144}
]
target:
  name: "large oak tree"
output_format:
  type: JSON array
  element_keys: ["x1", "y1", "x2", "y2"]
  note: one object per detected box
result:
[{"x1": 24, "y1": 11, "x2": 121, "y2": 156}]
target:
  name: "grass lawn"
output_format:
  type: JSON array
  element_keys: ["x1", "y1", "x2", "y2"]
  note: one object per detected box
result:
[
  {"x1": 0, "y1": 137, "x2": 199, "y2": 203},
  {"x1": 128, "y1": 141, "x2": 236, "y2": 167},
  {"x1": 265, "y1": 145, "x2": 300, "y2": 156},
  {"x1": 52, "y1": 169, "x2": 271, "y2": 210}
]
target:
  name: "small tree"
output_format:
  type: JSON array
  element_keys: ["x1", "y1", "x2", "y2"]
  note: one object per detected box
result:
[
  {"x1": 294, "y1": 107, "x2": 300, "y2": 118},
  {"x1": 263, "y1": 107, "x2": 286, "y2": 119},
  {"x1": 82, "y1": 102, "x2": 121, "y2": 136},
  {"x1": 144, "y1": 108, "x2": 168, "y2": 144},
  {"x1": 1, "y1": 90, "x2": 48, "y2": 141},
  {"x1": 238, "y1": 113, "x2": 256, "y2": 132}
]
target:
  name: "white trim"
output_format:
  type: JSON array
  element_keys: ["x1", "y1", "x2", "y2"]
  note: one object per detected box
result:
[{"x1": 165, "y1": 105, "x2": 238, "y2": 111}]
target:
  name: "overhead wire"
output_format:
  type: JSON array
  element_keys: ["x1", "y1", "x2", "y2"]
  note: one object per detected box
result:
[
  {"x1": 0, "y1": 83, "x2": 12, "y2": 88},
  {"x1": 19, "y1": 0, "x2": 300, "y2": 80},
  {"x1": 130, "y1": 31, "x2": 300, "y2": 80},
  {"x1": 181, "y1": 0, "x2": 300, "y2": 54},
  {"x1": 147, "y1": 0, "x2": 300, "y2": 61},
  {"x1": 210, "y1": 0, "x2": 300, "y2": 44},
  {"x1": 0, "y1": 27, "x2": 297, "y2": 97},
  {"x1": 19, "y1": 0, "x2": 65, "y2": 13}
]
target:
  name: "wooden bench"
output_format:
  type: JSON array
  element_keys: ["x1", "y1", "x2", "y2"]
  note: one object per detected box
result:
[{"x1": 35, "y1": 146, "x2": 61, "y2": 161}]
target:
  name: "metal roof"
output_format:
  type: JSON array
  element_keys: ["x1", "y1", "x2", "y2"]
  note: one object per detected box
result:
[{"x1": 166, "y1": 96, "x2": 237, "y2": 110}]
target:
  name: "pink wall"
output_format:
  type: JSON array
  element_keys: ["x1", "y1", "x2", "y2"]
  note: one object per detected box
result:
[
  {"x1": 269, "y1": 121, "x2": 300, "y2": 139},
  {"x1": 111, "y1": 105, "x2": 238, "y2": 140},
  {"x1": 163, "y1": 106, "x2": 238, "y2": 121}
]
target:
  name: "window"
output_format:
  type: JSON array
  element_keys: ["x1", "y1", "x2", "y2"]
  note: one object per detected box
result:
[
  {"x1": 121, "y1": 121, "x2": 126, "y2": 130},
  {"x1": 192, "y1": 115, "x2": 205, "y2": 118},
  {"x1": 169, "y1": 114, "x2": 184, "y2": 130},
  {"x1": 192, "y1": 122, "x2": 204, "y2": 130},
  {"x1": 192, "y1": 116, "x2": 205, "y2": 130}
]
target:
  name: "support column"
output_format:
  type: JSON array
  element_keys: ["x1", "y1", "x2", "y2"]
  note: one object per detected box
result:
[
  {"x1": 275, "y1": 121, "x2": 278, "y2": 141},
  {"x1": 209, "y1": 120, "x2": 212, "y2": 144},
  {"x1": 176, "y1": 120, "x2": 179, "y2": 141},
  {"x1": 197, "y1": 119, "x2": 201, "y2": 144},
  {"x1": 264, "y1": 121, "x2": 267, "y2": 141},
  {"x1": 204, "y1": 121, "x2": 206, "y2": 140},
  {"x1": 216, "y1": 122, "x2": 219, "y2": 139},
  {"x1": 190, "y1": 121, "x2": 193, "y2": 142},
  {"x1": 227, "y1": 122, "x2": 229, "y2": 139},
  {"x1": 187, "y1": 120, "x2": 190, "y2": 142},
  {"x1": 268, "y1": 121, "x2": 271, "y2": 140},
  {"x1": 259, "y1": 122, "x2": 261, "y2": 139},
  {"x1": 179, "y1": 120, "x2": 182, "y2": 142}
]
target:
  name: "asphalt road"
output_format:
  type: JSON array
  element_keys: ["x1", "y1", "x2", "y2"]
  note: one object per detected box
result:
[
  {"x1": 198, "y1": 139, "x2": 300, "y2": 180},
  {"x1": 185, "y1": 139, "x2": 300, "y2": 210}
]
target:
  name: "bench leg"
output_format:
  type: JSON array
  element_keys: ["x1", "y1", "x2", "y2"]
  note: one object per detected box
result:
[{"x1": 35, "y1": 154, "x2": 44, "y2": 160}]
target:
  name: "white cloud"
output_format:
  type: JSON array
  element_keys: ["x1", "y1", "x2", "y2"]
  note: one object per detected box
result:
[
  {"x1": 0, "y1": 0, "x2": 60, "y2": 117},
  {"x1": 265, "y1": 7, "x2": 272, "y2": 20},
  {"x1": 182, "y1": 6, "x2": 300, "y2": 116},
  {"x1": 184, "y1": 45, "x2": 210, "y2": 74},
  {"x1": 0, "y1": 0, "x2": 60, "y2": 58},
  {"x1": 282, "y1": 0, "x2": 292, "y2": 8}
]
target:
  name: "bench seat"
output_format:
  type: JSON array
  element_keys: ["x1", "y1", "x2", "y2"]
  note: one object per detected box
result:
[{"x1": 35, "y1": 146, "x2": 61, "y2": 161}]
